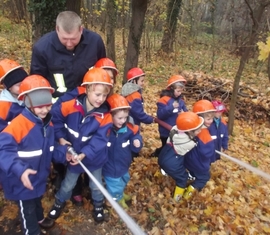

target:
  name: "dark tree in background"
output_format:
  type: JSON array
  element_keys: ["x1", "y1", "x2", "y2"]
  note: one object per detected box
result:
[
  {"x1": 106, "y1": 0, "x2": 117, "y2": 61},
  {"x1": 160, "y1": 0, "x2": 182, "y2": 53},
  {"x1": 29, "y1": 0, "x2": 82, "y2": 43},
  {"x1": 123, "y1": 0, "x2": 149, "y2": 83},
  {"x1": 29, "y1": 0, "x2": 66, "y2": 43},
  {"x1": 228, "y1": 0, "x2": 270, "y2": 135},
  {"x1": 66, "y1": 0, "x2": 81, "y2": 15}
]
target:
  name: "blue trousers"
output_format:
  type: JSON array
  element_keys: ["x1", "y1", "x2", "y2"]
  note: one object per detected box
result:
[
  {"x1": 104, "y1": 172, "x2": 130, "y2": 201},
  {"x1": 188, "y1": 170, "x2": 210, "y2": 190},
  {"x1": 17, "y1": 196, "x2": 44, "y2": 235},
  {"x1": 158, "y1": 144, "x2": 188, "y2": 188},
  {"x1": 56, "y1": 168, "x2": 104, "y2": 206}
]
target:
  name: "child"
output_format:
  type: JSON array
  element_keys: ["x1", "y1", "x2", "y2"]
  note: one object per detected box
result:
[
  {"x1": 94, "y1": 57, "x2": 118, "y2": 86},
  {"x1": 104, "y1": 94, "x2": 143, "y2": 209},
  {"x1": 158, "y1": 111, "x2": 204, "y2": 202},
  {"x1": 153, "y1": 75, "x2": 188, "y2": 157},
  {"x1": 209, "y1": 100, "x2": 229, "y2": 161},
  {"x1": 53, "y1": 58, "x2": 118, "y2": 104},
  {"x1": 121, "y1": 67, "x2": 155, "y2": 126},
  {"x1": 48, "y1": 68, "x2": 113, "y2": 223},
  {"x1": 51, "y1": 58, "x2": 118, "y2": 206},
  {"x1": 183, "y1": 100, "x2": 216, "y2": 200},
  {"x1": 0, "y1": 75, "x2": 71, "y2": 235},
  {"x1": 0, "y1": 59, "x2": 28, "y2": 131}
]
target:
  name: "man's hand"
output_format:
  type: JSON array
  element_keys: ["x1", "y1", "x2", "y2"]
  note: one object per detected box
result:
[{"x1": 21, "y1": 169, "x2": 37, "y2": 190}]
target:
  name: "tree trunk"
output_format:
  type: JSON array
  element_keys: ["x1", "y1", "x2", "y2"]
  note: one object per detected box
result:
[
  {"x1": 228, "y1": 0, "x2": 270, "y2": 135},
  {"x1": 29, "y1": 0, "x2": 66, "y2": 43},
  {"x1": 66, "y1": 0, "x2": 81, "y2": 15},
  {"x1": 106, "y1": 0, "x2": 117, "y2": 61},
  {"x1": 123, "y1": 0, "x2": 148, "y2": 84},
  {"x1": 160, "y1": 0, "x2": 182, "y2": 53},
  {"x1": 268, "y1": 53, "x2": 270, "y2": 82}
]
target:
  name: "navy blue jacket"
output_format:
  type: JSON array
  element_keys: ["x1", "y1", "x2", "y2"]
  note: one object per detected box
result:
[
  {"x1": 184, "y1": 127, "x2": 215, "y2": 173},
  {"x1": 208, "y1": 117, "x2": 229, "y2": 160},
  {"x1": 51, "y1": 94, "x2": 112, "y2": 173},
  {"x1": 125, "y1": 90, "x2": 154, "y2": 126},
  {"x1": 157, "y1": 95, "x2": 188, "y2": 137},
  {"x1": 30, "y1": 29, "x2": 106, "y2": 97},
  {"x1": 0, "y1": 109, "x2": 67, "y2": 201},
  {"x1": 102, "y1": 123, "x2": 142, "y2": 178}
]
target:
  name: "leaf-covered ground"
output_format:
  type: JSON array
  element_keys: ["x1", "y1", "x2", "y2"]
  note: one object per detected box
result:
[{"x1": 1, "y1": 16, "x2": 270, "y2": 235}]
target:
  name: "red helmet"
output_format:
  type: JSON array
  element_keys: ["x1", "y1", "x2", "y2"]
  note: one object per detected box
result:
[
  {"x1": 127, "y1": 68, "x2": 145, "y2": 82},
  {"x1": 95, "y1": 58, "x2": 118, "y2": 75},
  {"x1": 18, "y1": 75, "x2": 54, "y2": 101},
  {"x1": 0, "y1": 59, "x2": 22, "y2": 83},
  {"x1": 192, "y1": 100, "x2": 216, "y2": 114},
  {"x1": 212, "y1": 100, "x2": 226, "y2": 112},
  {"x1": 167, "y1": 75, "x2": 186, "y2": 88},
  {"x1": 81, "y1": 68, "x2": 113, "y2": 87},
  {"x1": 176, "y1": 112, "x2": 204, "y2": 132},
  {"x1": 107, "y1": 93, "x2": 130, "y2": 111}
]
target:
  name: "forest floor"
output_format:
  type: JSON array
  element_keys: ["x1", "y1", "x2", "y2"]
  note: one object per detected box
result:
[{"x1": 1, "y1": 16, "x2": 270, "y2": 235}]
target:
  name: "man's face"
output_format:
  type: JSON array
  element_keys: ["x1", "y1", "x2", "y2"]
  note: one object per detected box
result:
[{"x1": 56, "y1": 26, "x2": 83, "y2": 51}]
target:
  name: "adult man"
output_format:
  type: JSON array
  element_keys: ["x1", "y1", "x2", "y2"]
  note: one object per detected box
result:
[
  {"x1": 30, "y1": 11, "x2": 106, "y2": 98},
  {"x1": 30, "y1": 11, "x2": 106, "y2": 208}
]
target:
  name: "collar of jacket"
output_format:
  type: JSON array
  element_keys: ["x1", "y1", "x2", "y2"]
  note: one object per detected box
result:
[
  {"x1": 73, "y1": 94, "x2": 110, "y2": 117},
  {"x1": 24, "y1": 108, "x2": 52, "y2": 127},
  {"x1": 113, "y1": 125, "x2": 127, "y2": 134}
]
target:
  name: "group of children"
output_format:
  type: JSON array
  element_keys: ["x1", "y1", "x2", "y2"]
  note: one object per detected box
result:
[{"x1": 0, "y1": 57, "x2": 228, "y2": 235}]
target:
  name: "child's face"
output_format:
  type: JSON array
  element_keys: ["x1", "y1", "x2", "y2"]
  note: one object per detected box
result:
[
  {"x1": 87, "y1": 84, "x2": 109, "y2": 108},
  {"x1": 113, "y1": 110, "x2": 129, "y2": 128},
  {"x1": 33, "y1": 105, "x2": 52, "y2": 119},
  {"x1": 104, "y1": 69, "x2": 115, "y2": 85},
  {"x1": 136, "y1": 76, "x2": 145, "y2": 88},
  {"x1": 204, "y1": 116, "x2": 213, "y2": 127},
  {"x1": 8, "y1": 82, "x2": 21, "y2": 97},
  {"x1": 214, "y1": 111, "x2": 222, "y2": 118},
  {"x1": 173, "y1": 86, "x2": 184, "y2": 98},
  {"x1": 188, "y1": 127, "x2": 202, "y2": 138}
]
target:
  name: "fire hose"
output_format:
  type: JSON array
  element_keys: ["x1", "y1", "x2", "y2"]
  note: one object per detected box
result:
[
  {"x1": 154, "y1": 118, "x2": 270, "y2": 182},
  {"x1": 67, "y1": 147, "x2": 146, "y2": 235}
]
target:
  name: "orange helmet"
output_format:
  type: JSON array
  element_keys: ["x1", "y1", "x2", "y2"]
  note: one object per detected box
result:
[
  {"x1": 192, "y1": 100, "x2": 216, "y2": 114},
  {"x1": 107, "y1": 93, "x2": 131, "y2": 111},
  {"x1": 0, "y1": 59, "x2": 22, "y2": 83},
  {"x1": 176, "y1": 112, "x2": 204, "y2": 132},
  {"x1": 81, "y1": 68, "x2": 113, "y2": 87},
  {"x1": 127, "y1": 67, "x2": 145, "y2": 82},
  {"x1": 167, "y1": 75, "x2": 186, "y2": 88},
  {"x1": 95, "y1": 58, "x2": 118, "y2": 75},
  {"x1": 18, "y1": 75, "x2": 54, "y2": 101}
]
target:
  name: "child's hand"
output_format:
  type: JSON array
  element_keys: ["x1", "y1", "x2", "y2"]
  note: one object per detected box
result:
[
  {"x1": 133, "y1": 139, "x2": 140, "y2": 148},
  {"x1": 69, "y1": 153, "x2": 85, "y2": 165},
  {"x1": 66, "y1": 152, "x2": 72, "y2": 162},
  {"x1": 59, "y1": 138, "x2": 71, "y2": 146},
  {"x1": 21, "y1": 169, "x2": 37, "y2": 190}
]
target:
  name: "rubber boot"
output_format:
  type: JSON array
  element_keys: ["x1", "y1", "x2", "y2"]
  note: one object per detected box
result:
[
  {"x1": 118, "y1": 198, "x2": 129, "y2": 209},
  {"x1": 123, "y1": 193, "x2": 131, "y2": 202},
  {"x1": 173, "y1": 186, "x2": 185, "y2": 202},
  {"x1": 183, "y1": 185, "x2": 196, "y2": 200}
]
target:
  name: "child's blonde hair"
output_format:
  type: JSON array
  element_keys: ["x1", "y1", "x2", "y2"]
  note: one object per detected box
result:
[{"x1": 86, "y1": 84, "x2": 111, "y2": 95}]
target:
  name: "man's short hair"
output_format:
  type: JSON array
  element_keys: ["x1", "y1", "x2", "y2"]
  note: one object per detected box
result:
[{"x1": 56, "y1": 11, "x2": 81, "y2": 33}]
